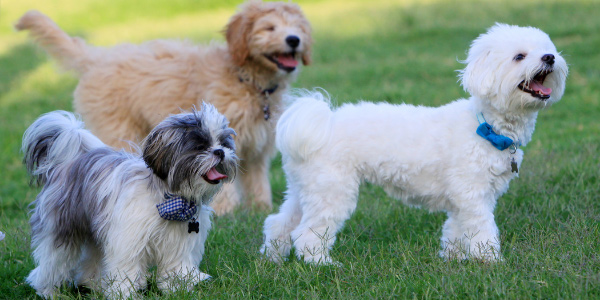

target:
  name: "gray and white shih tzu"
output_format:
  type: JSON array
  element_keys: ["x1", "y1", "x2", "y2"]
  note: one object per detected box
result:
[{"x1": 22, "y1": 103, "x2": 237, "y2": 298}]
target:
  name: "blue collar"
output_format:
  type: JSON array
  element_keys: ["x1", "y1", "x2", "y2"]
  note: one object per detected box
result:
[
  {"x1": 476, "y1": 113, "x2": 518, "y2": 152},
  {"x1": 156, "y1": 193, "x2": 197, "y2": 221}
]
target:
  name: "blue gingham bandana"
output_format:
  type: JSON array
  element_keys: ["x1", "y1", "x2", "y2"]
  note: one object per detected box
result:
[{"x1": 156, "y1": 193, "x2": 197, "y2": 221}]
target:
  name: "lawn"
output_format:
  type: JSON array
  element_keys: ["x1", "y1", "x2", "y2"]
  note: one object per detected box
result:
[{"x1": 1, "y1": 0, "x2": 599, "y2": 298}]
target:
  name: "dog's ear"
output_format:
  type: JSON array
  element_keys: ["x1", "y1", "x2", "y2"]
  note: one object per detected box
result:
[
  {"x1": 301, "y1": 45, "x2": 312, "y2": 66},
  {"x1": 459, "y1": 50, "x2": 495, "y2": 99},
  {"x1": 297, "y1": 9, "x2": 313, "y2": 66},
  {"x1": 225, "y1": 10, "x2": 252, "y2": 66},
  {"x1": 142, "y1": 129, "x2": 174, "y2": 181}
]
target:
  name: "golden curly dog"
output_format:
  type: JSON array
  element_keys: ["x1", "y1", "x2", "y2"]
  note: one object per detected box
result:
[{"x1": 16, "y1": 0, "x2": 312, "y2": 215}]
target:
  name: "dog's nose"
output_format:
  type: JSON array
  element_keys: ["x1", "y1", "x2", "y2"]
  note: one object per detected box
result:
[
  {"x1": 542, "y1": 54, "x2": 555, "y2": 65},
  {"x1": 213, "y1": 149, "x2": 224, "y2": 160},
  {"x1": 285, "y1": 35, "x2": 300, "y2": 48}
]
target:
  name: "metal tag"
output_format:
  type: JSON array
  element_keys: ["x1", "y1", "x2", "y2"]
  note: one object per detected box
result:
[
  {"x1": 263, "y1": 104, "x2": 270, "y2": 120},
  {"x1": 511, "y1": 158, "x2": 518, "y2": 173}
]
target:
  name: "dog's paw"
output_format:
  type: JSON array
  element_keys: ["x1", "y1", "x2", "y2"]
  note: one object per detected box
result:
[
  {"x1": 302, "y1": 254, "x2": 342, "y2": 266},
  {"x1": 197, "y1": 272, "x2": 212, "y2": 282},
  {"x1": 260, "y1": 241, "x2": 291, "y2": 264},
  {"x1": 158, "y1": 268, "x2": 211, "y2": 292}
]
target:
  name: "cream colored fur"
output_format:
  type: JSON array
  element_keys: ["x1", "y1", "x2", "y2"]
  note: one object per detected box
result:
[{"x1": 16, "y1": 0, "x2": 312, "y2": 215}]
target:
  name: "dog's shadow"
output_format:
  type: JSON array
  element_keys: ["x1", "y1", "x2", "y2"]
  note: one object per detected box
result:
[{"x1": 335, "y1": 184, "x2": 446, "y2": 259}]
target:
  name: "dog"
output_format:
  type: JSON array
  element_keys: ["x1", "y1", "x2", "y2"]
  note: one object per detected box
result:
[
  {"x1": 15, "y1": 0, "x2": 312, "y2": 215},
  {"x1": 22, "y1": 104, "x2": 238, "y2": 298},
  {"x1": 261, "y1": 24, "x2": 568, "y2": 264}
]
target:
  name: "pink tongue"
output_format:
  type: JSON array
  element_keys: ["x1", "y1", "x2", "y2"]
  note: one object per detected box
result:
[
  {"x1": 276, "y1": 54, "x2": 298, "y2": 68},
  {"x1": 205, "y1": 167, "x2": 227, "y2": 181},
  {"x1": 530, "y1": 80, "x2": 552, "y2": 96}
]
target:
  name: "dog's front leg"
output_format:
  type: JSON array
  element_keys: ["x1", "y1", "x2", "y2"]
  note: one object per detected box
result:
[
  {"x1": 102, "y1": 252, "x2": 147, "y2": 299},
  {"x1": 102, "y1": 267, "x2": 146, "y2": 299},
  {"x1": 239, "y1": 155, "x2": 273, "y2": 211},
  {"x1": 211, "y1": 179, "x2": 243, "y2": 215},
  {"x1": 157, "y1": 265, "x2": 210, "y2": 293},
  {"x1": 441, "y1": 208, "x2": 502, "y2": 261}
]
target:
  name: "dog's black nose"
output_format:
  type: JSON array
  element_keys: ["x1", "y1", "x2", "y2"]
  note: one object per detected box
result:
[
  {"x1": 213, "y1": 149, "x2": 224, "y2": 160},
  {"x1": 286, "y1": 35, "x2": 300, "y2": 48},
  {"x1": 542, "y1": 54, "x2": 555, "y2": 65}
]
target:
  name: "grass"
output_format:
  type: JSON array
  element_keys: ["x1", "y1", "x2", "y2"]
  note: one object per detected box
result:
[{"x1": 1, "y1": 0, "x2": 599, "y2": 298}]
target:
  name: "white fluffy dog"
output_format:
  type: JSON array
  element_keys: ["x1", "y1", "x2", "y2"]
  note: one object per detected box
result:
[
  {"x1": 22, "y1": 105, "x2": 238, "y2": 298},
  {"x1": 261, "y1": 24, "x2": 568, "y2": 264}
]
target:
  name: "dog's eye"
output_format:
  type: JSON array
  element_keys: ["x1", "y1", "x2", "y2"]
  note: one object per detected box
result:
[
  {"x1": 265, "y1": 26, "x2": 275, "y2": 31},
  {"x1": 514, "y1": 53, "x2": 526, "y2": 61}
]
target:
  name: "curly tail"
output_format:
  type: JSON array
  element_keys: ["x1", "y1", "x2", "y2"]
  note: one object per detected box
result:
[
  {"x1": 276, "y1": 90, "x2": 334, "y2": 162},
  {"x1": 22, "y1": 111, "x2": 105, "y2": 185},
  {"x1": 15, "y1": 10, "x2": 93, "y2": 73}
]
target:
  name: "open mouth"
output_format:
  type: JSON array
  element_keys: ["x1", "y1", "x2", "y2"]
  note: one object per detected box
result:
[
  {"x1": 518, "y1": 69, "x2": 553, "y2": 100},
  {"x1": 202, "y1": 166, "x2": 227, "y2": 185},
  {"x1": 265, "y1": 52, "x2": 298, "y2": 72}
]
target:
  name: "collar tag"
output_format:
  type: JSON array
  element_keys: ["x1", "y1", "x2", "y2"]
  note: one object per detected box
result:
[
  {"x1": 262, "y1": 86, "x2": 277, "y2": 121},
  {"x1": 188, "y1": 218, "x2": 200, "y2": 233}
]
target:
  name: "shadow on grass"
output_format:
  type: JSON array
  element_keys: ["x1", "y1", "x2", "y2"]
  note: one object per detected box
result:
[{"x1": 0, "y1": 43, "x2": 47, "y2": 98}]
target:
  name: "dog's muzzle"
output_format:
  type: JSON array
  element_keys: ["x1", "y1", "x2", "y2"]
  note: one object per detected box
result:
[{"x1": 518, "y1": 68, "x2": 553, "y2": 100}]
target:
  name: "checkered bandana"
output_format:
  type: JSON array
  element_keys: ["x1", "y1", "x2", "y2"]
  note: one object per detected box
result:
[{"x1": 156, "y1": 193, "x2": 197, "y2": 221}]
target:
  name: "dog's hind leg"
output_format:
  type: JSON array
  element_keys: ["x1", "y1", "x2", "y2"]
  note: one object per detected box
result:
[
  {"x1": 261, "y1": 190, "x2": 303, "y2": 263},
  {"x1": 290, "y1": 173, "x2": 360, "y2": 265},
  {"x1": 73, "y1": 243, "x2": 103, "y2": 290},
  {"x1": 211, "y1": 178, "x2": 243, "y2": 215},
  {"x1": 240, "y1": 154, "x2": 273, "y2": 211},
  {"x1": 26, "y1": 237, "x2": 81, "y2": 297}
]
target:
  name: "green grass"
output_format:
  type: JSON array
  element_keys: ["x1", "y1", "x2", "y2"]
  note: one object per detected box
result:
[{"x1": 1, "y1": 0, "x2": 599, "y2": 298}]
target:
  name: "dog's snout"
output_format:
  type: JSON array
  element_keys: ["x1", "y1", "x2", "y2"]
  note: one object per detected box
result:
[
  {"x1": 213, "y1": 149, "x2": 225, "y2": 160},
  {"x1": 285, "y1": 35, "x2": 300, "y2": 48},
  {"x1": 542, "y1": 54, "x2": 555, "y2": 65}
]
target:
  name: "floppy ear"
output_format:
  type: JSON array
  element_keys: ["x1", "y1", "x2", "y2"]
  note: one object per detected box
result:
[
  {"x1": 142, "y1": 128, "x2": 174, "y2": 181},
  {"x1": 299, "y1": 17, "x2": 313, "y2": 66},
  {"x1": 225, "y1": 13, "x2": 251, "y2": 66},
  {"x1": 301, "y1": 47, "x2": 312, "y2": 66},
  {"x1": 459, "y1": 50, "x2": 496, "y2": 98}
]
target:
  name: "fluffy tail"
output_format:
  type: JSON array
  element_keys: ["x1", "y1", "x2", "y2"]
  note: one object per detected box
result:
[
  {"x1": 22, "y1": 111, "x2": 104, "y2": 185},
  {"x1": 276, "y1": 90, "x2": 334, "y2": 162},
  {"x1": 15, "y1": 10, "x2": 92, "y2": 73}
]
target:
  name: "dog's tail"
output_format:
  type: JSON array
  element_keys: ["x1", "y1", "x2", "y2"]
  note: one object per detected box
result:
[
  {"x1": 22, "y1": 111, "x2": 105, "y2": 186},
  {"x1": 15, "y1": 10, "x2": 93, "y2": 73},
  {"x1": 277, "y1": 89, "x2": 334, "y2": 162}
]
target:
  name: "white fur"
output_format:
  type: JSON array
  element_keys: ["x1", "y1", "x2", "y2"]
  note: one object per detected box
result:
[{"x1": 261, "y1": 24, "x2": 568, "y2": 264}]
